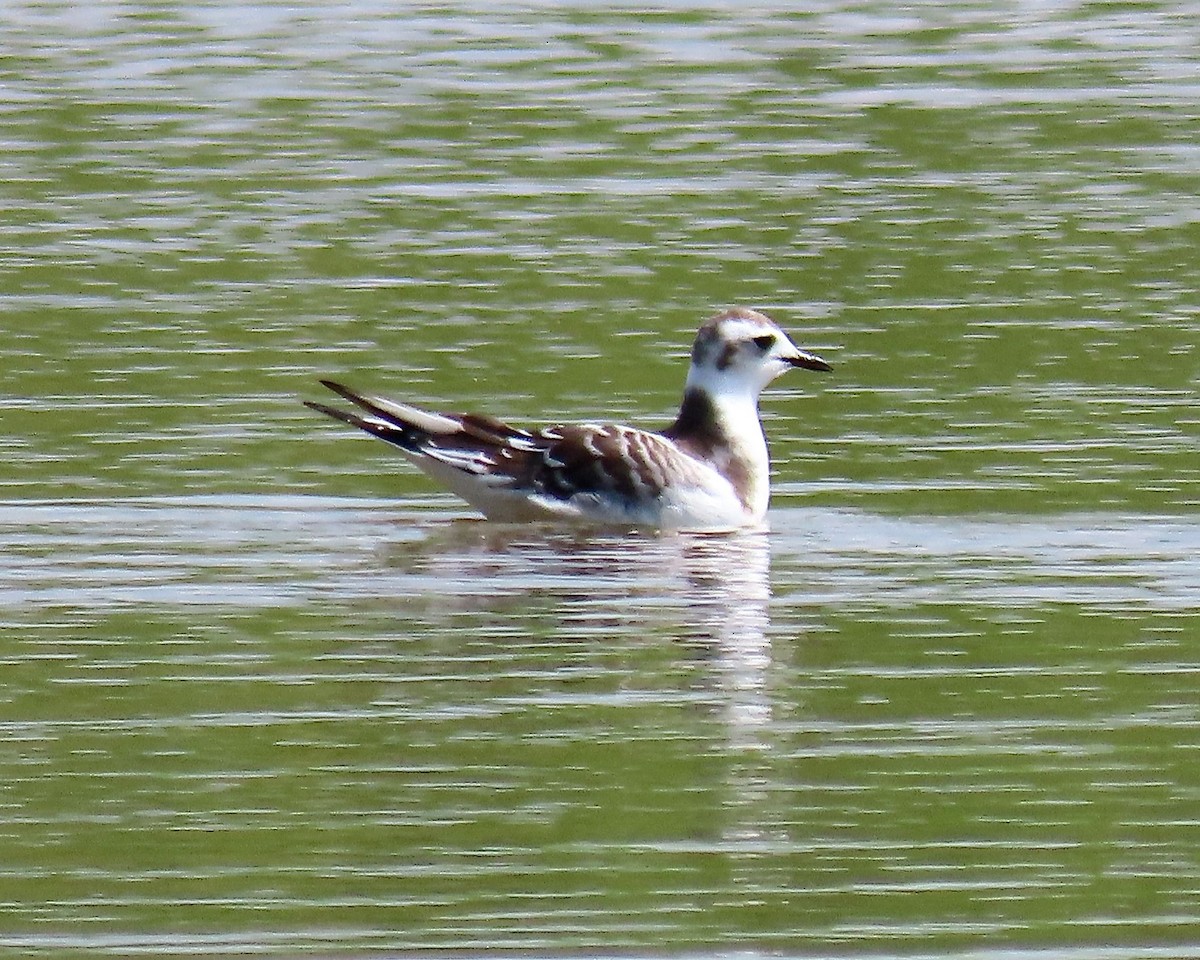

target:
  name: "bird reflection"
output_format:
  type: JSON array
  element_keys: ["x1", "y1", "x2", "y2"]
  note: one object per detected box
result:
[
  {"x1": 373, "y1": 518, "x2": 786, "y2": 851},
  {"x1": 667, "y1": 529, "x2": 774, "y2": 751},
  {"x1": 378, "y1": 520, "x2": 777, "y2": 751}
]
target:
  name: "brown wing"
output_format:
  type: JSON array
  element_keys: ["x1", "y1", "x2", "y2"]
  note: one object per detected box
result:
[
  {"x1": 306, "y1": 381, "x2": 712, "y2": 505},
  {"x1": 515, "y1": 424, "x2": 712, "y2": 504}
]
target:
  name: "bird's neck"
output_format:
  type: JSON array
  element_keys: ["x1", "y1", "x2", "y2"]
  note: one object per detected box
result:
[{"x1": 665, "y1": 378, "x2": 770, "y2": 518}]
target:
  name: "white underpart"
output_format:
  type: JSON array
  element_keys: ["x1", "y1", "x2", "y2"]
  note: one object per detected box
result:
[{"x1": 397, "y1": 434, "x2": 750, "y2": 531}]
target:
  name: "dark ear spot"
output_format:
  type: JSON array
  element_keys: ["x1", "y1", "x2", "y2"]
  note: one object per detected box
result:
[
  {"x1": 752, "y1": 334, "x2": 776, "y2": 352},
  {"x1": 716, "y1": 342, "x2": 739, "y2": 370}
]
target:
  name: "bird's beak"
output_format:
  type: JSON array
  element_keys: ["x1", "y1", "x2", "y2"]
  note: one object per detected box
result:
[{"x1": 787, "y1": 349, "x2": 832, "y2": 373}]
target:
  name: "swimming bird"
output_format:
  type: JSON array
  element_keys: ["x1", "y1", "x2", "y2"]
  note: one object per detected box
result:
[{"x1": 305, "y1": 307, "x2": 830, "y2": 531}]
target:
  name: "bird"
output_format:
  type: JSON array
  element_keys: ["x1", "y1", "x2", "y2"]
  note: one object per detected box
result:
[{"x1": 304, "y1": 307, "x2": 831, "y2": 532}]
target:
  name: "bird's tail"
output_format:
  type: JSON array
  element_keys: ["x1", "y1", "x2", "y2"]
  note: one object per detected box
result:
[{"x1": 304, "y1": 379, "x2": 463, "y2": 452}]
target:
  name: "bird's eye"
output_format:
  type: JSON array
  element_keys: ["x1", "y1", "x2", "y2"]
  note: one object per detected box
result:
[{"x1": 752, "y1": 334, "x2": 776, "y2": 352}]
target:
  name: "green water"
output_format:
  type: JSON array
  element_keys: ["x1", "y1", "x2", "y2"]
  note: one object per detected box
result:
[{"x1": 2, "y1": 2, "x2": 1197, "y2": 956}]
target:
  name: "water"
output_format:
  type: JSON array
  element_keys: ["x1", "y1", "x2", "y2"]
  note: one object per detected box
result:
[{"x1": 2, "y1": 1, "x2": 1198, "y2": 956}]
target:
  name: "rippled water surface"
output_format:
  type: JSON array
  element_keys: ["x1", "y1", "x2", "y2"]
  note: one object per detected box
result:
[{"x1": 2, "y1": 1, "x2": 1198, "y2": 956}]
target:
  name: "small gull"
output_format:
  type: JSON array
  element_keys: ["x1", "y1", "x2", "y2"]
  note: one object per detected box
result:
[{"x1": 305, "y1": 307, "x2": 831, "y2": 532}]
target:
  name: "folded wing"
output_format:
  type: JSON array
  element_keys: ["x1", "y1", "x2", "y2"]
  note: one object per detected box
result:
[{"x1": 305, "y1": 380, "x2": 712, "y2": 510}]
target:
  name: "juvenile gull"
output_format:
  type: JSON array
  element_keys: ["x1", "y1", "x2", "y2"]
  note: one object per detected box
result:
[{"x1": 305, "y1": 307, "x2": 831, "y2": 531}]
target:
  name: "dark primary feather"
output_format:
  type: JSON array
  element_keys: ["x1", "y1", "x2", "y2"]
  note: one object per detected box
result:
[
  {"x1": 302, "y1": 399, "x2": 420, "y2": 448},
  {"x1": 306, "y1": 380, "x2": 532, "y2": 456}
]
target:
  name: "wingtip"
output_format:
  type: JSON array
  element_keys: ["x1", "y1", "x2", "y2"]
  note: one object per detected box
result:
[
  {"x1": 303, "y1": 398, "x2": 349, "y2": 421},
  {"x1": 317, "y1": 378, "x2": 355, "y2": 399}
]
